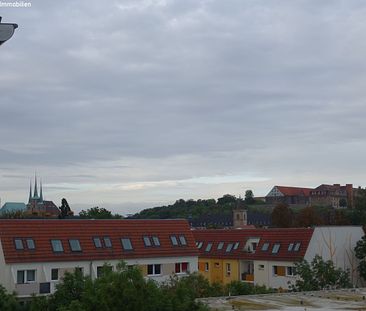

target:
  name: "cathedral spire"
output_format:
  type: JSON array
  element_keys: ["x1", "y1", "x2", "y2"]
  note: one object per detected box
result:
[
  {"x1": 34, "y1": 174, "x2": 38, "y2": 198},
  {"x1": 28, "y1": 179, "x2": 32, "y2": 203},
  {"x1": 40, "y1": 179, "x2": 43, "y2": 202}
]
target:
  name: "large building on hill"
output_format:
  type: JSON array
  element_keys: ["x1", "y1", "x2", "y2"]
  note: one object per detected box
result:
[
  {"x1": 193, "y1": 226, "x2": 364, "y2": 289},
  {"x1": 266, "y1": 184, "x2": 359, "y2": 208},
  {"x1": 0, "y1": 219, "x2": 198, "y2": 298},
  {"x1": 265, "y1": 186, "x2": 312, "y2": 205}
]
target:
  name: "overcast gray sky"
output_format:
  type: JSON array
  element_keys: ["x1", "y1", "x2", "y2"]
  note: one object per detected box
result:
[{"x1": 1, "y1": 0, "x2": 366, "y2": 214}]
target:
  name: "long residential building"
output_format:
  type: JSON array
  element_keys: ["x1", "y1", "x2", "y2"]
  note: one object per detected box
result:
[
  {"x1": 0, "y1": 219, "x2": 198, "y2": 298},
  {"x1": 193, "y1": 226, "x2": 364, "y2": 289}
]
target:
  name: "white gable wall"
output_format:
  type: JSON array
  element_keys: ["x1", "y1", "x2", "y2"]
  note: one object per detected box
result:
[{"x1": 304, "y1": 226, "x2": 364, "y2": 286}]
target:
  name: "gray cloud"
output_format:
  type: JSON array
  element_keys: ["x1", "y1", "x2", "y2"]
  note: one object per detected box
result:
[{"x1": 1, "y1": 0, "x2": 366, "y2": 211}]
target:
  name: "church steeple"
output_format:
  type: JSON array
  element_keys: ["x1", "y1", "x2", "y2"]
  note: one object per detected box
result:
[
  {"x1": 28, "y1": 180, "x2": 32, "y2": 203},
  {"x1": 40, "y1": 180, "x2": 43, "y2": 202},
  {"x1": 33, "y1": 174, "x2": 38, "y2": 198}
]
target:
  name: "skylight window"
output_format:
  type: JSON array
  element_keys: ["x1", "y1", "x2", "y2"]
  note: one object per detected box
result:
[
  {"x1": 170, "y1": 235, "x2": 178, "y2": 246},
  {"x1": 217, "y1": 242, "x2": 224, "y2": 250},
  {"x1": 103, "y1": 237, "x2": 112, "y2": 248},
  {"x1": 288, "y1": 243, "x2": 294, "y2": 251},
  {"x1": 179, "y1": 235, "x2": 187, "y2": 246},
  {"x1": 197, "y1": 242, "x2": 203, "y2": 249},
  {"x1": 272, "y1": 243, "x2": 280, "y2": 254},
  {"x1": 26, "y1": 239, "x2": 35, "y2": 250},
  {"x1": 143, "y1": 236, "x2": 152, "y2": 247},
  {"x1": 294, "y1": 242, "x2": 301, "y2": 251},
  {"x1": 14, "y1": 238, "x2": 24, "y2": 250},
  {"x1": 51, "y1": 240, "x2": 64, "y2": 253},
  {"x1": 93, "y1": 237, "x2": 102, "y2": 248},
  {"x1": 261, "y1": 242, "x2": 269, "y2": 251},
  {"x1": 121, "y1": 238, "x2": 133, "y2": 250},
  {"x1": 233, "y1": 242, "x2": 240, "y2": 250},
  {"x1": 152, "y1": 236, "x2": 160, "y2": 247},
  {"x1": 205, "y1": 242, "x2": 213, "y2": 252},
  {"x1": 69, "y1": 239, "x2": 82, "y2": 252},
  {"x1": 226, "y1": 243, "x2": 233, "y2": 252}
]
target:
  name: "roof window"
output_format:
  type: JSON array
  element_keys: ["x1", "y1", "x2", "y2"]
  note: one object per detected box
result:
[
  {"x1": 69, "y1": 239, "x2": 82, "y2": 252},
  {"x1": 179, "y1": 235, "x2": 187, "y2": 246},
  {"x1": 26, "y1": 239, "x2": 35, "y2": 250},
  {"x1": 143, "y1": 236, "x2": 152, "y2": 247},
  {"x1": 51, "y1": 240, "x2": 64, "y2": 253},
  {"x1": 103, "y1": 237, "x2": 112, "y2": 248},
  {"x1": 288, "y1": 243, "x2": 294, "y2": 251},
  {"x1": 233, "y1": 242, "x2": 240, "y2": 250},
  {"x1": 93, "y1": 237, "x2": 102, "y2": 248},
  {"x1": 121, "y1": 238, "x2": 133, "y2": 250},
  {"x1": 14, "y1": 238, "x2": 24, "y2": 250},
  {"x1": 261, "y1": 242, "x2": 269, "y2": 251},
  {"x1": 152, "y1": 236, "x2": 160, "y2": 247},
  {"x1": 226, "y1": 243, "x2": 234, "y2": 252},
  {"x1": 294, "y1": 242, "x2": 301, "y2": 251},
  {"x1": 170, "y1": 235, "x2": 178, "y2": 246},
  {"x1": 272, "y1": 243, "x2": 280, "y2": 254},
  {"x1": 205, "y1": 242, "x2": 213, "y2": 252},
  {"x1": 217, "y1": 242, "x2": 224, "y2": 250},
  {"x1": 197, "y1": 241, "x2": 203, "y2": 249}
]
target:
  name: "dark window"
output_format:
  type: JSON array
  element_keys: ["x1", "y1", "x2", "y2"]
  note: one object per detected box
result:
[
  {"x1": 17, "y1": 270, "x2": 25, "y2": 284},
  {"x1": 121, "y1": 238, "x2": 133, "y2": 250},
  {"x1": 51, "y1": 240, "x2": 64, "y2": 252},
  {"x1": 294, "y1": 242, "x2": 301, "y2": 251},
  {"x1": 179, "y1": 235, "x2": 187, "y2": 245},
  {"x1": 97, "y1": 265, "x2": 112, "y2": 278},
  {"x1": 233, "y1": 242, "x2": 240, "y2": 250},
  {"x1": 75, "y1": 267, "x2": 83, "y2": 275},
  {"x1": 26, "y1": 238, "x2": 35, "y2": 250},
  {"x1": 39, "y1": 282, "x2": 51, "y2": 294},
  {"x1": 288, "y1": 243, "x2": 294, "y2": 251},
  {"x1": 197, "y1": 242, "x2": 203, "y2": 249},
  {"x1": 103, "y1": 237, "x2": 112, "y2": 248},
  {"x1": 170, "y1": 235, "x2": 178, "y2": 246},
  {"x1": 27, "y1": 270, "x2": 36, "y2": 282},
  {"x1": 175, "y1": 262, "x2": 188, "y2": 274},
  {"x1": 152, "y1": 236, "x2": 160, "y2": 246},
  {"x1": 69, "y1": 239, "x2": 82, "y2": 252},
  {"x1": 143, "y1": 236, "x2": 152, "y2": 247},
  {"x1": 14, "y1": 238, "x2": 24, "y2": 250},
  {"x1": 17, "y1": 270, "x2": 36, "y2": 284},
  {"x1": 51, "y1": 269, "x2": 59, "y2": 281},
  {"x1": 93, "y1": 237, "x2": 102, "y2": 248},
  {"x1": 147, "y1": 264, "x2": 161, "y2": 275}
]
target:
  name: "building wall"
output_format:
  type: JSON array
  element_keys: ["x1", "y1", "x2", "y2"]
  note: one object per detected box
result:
[
  {"x1": 253, "y1": 260, "x2": 297, "y2": 289},
  {"x1": 198, "y1": 258, "x2": 239, "y2": 285},
  {"x1": 0, "y1": 256, "x2": 198, "y2": 298},
  {"x1": 304, "y1": 226, "x2": 364, "y2": 286}
]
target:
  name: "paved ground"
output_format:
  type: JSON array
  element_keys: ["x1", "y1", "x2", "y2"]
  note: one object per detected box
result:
[{"x1": 199, "y1": 288, "x2": 366, "y2": 311}]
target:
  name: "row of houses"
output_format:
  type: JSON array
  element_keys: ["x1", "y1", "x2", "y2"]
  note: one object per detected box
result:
[
  {"x1": 0, "y1": 219, "x2": 364, "y2": 298},
  {"x1": 265, "y1": 184, "x2": 358, "y2": 208}
]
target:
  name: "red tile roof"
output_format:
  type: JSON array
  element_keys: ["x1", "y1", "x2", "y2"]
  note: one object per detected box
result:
[
  {"x1": 275, "y1": 186, "x2": 313, "y2": 197},
  {"x1": 192, "y1": 228, "x2": 314, "y2": 261},
  {"x1": 0, "y1": 219, "x2": 198, "y2": 264}
]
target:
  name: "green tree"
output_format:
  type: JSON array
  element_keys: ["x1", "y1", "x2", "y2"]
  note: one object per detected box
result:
[
  {"x1": 271, "y1": 203, "x2": 293, "y2": 228},
  {"x1": 0, "y1": 285, "x2": 22, "y2": 311},
  {"x1": 295, "y1": 206, "x2": 322, "y2": 227},
  {"x1": 79, "y1": 207, "x2": 122, "y2": 219},
  {"x1": 290, "y1": 255, "x2": 351, "y2": 291},
  {"x1": 354, "y1": 235, "x2": 366, "y2": 281},
  {"x1": 244, "y1": 190, "x2": 255, "y2": 204}
]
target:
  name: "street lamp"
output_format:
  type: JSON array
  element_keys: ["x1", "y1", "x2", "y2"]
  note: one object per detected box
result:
[{"x1": 0, "y1": 17, "x2": 18, "y2": 46}]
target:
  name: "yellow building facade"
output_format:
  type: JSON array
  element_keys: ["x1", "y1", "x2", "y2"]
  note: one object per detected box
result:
[{"x1": 198, "y1": 258, "x2": 240, "y2": 285}]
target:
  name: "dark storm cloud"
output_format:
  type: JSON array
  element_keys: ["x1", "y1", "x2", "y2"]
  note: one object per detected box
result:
[{"x1": 1, "y1": 0, "x2": 366, "y2": 206}]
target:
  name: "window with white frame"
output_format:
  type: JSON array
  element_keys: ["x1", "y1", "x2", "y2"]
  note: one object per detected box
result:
[
  {"x1": 147, "y1": 264, "x2": 161, "y2": 276},
  {"x1": 175, "y1": 262, "x2": 189, "y2": 274},
  {"x1": 17, "y1": 269, "x2": 36, "y2": 284},
  {"x1": 51, "y1": 268, "x2": 59, "y2": 281}
]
